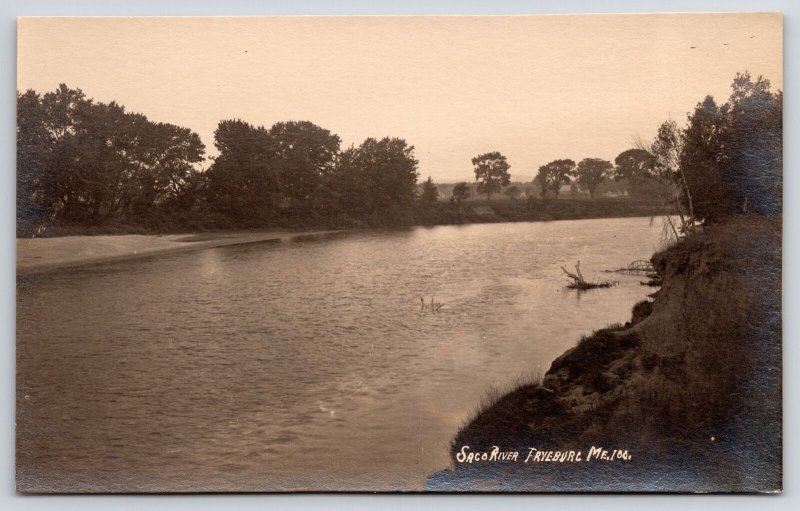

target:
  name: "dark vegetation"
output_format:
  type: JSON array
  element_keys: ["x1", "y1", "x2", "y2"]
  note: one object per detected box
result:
[
  {"x1": 431, "y1": 72, "x2": 782, "y2": 491},
  {"x1": 415, "y1": 197, "x2": 672, "y2": 226},
  {"x1": 17, "y1": 85, "x2": 421, "y2": 236},
  {"x1": 19, "y1": 84, "x2": 673, "y2": 238}
]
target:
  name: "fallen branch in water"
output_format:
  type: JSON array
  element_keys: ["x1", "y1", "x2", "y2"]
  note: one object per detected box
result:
[
  {"x1": 604, "y1": 259, "x2": 656, "y2": 275},
  {"x1": 561, "y1": 261, "x2": 618, "y2": 290},
  {"x1": 420, "y1": 296, "x2": 445, "y2": 312}
]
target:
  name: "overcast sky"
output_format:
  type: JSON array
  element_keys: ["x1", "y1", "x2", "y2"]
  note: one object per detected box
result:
[{"x1": 18, "y1": 14, "x2": 782, "y2": 182}]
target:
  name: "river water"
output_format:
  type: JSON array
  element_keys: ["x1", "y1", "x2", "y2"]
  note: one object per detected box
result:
[{"x1": 17, "y1": 217, "x2": 667, "y2": 491}]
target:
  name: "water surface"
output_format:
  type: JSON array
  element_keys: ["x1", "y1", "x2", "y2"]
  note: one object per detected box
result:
[{"x1": 17, "y1": 217, "x2": 667, "y2": 491}]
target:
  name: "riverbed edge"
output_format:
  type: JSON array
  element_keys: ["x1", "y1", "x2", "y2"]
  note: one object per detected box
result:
[{"x1": 16, "y1": 229, "x2": 343, "y2": 275}]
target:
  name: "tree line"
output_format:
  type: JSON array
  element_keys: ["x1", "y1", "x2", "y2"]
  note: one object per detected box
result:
[
  {"x1": 17, "y1": 85, "x2": 421, "y2": 235},
  {"x1": 433, "y1": 150, "x2": 662, "y2": 205},
  {"x1": 18, "y1": 73, "x2": 780, "y2": 236},
  {"x1": 448, "y1": 72, "x2": 782, "y2": 232}
]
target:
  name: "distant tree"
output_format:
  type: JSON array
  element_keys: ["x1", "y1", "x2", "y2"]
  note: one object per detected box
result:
[
  {"x1": 420, "y1": 176, "x2": 439, "y2": 205},
  {"x1": 575, "y1": 158, "x2": 613, "y2": 199},
  {"x1": 613, "y1": 148, "x2": 655, "y2": 199},
  {"x1": 452, "y1": 181, "x2": 471, "y2": 203},
  {"x1": 504, "y1": 185, "x2": 521, "y2": 199},
  {"x1": 536, "y1": 159, "x2": 576, "y2": 198},
  {"x1": 472, "y1": 152, "x2": 511, "y2": 200}
]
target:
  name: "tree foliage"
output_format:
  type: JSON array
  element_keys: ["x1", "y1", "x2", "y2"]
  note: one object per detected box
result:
[
  {"x1": 575, "y1": 158, "x2": 613, "y2": 199},
  {"x1": 721, "y1": 73, "x2": 782, "y2": 216},
  {"x1": 270, "y1": 121, "x2": 340, "y2": 209},
  {"x1": 327, "y1": 137, "x2": 419, "y2": 224},
  {"x1": 536, "y1": 159, "x2": 576, "y2": 198},
  {"x1": 19, "y1": 72, "x2": 779, "y2": 236},
  {"x1": 18, "y1": 85, "x2": 427, "y2": 233},
  {"x1": 679, "y1": 96, "x2": 730, "y2": 222},
  {"x1": 613, "y1": 148, "x2": 655, "y2": 199},
  {"x1": 472, "y1": 152, "x2": 511, "y2": 200},
  {"x1": 17, "y1": 84, "x2": 205, "y2": 235},
  {"x1": 205, "y1": 119, "x2": 279, "y2": 223},
  {"x1": 669, "y1": 72, "x2": 781, "y2": 225}
]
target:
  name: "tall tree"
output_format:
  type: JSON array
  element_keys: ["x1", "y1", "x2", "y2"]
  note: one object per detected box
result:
[
  {"x1": 472, "y1": 151, "x2": 511, "y2": 200},
  {"x1": 205, "y1": 119, "x2": 278, "y2": 223},
  {"x1": 613, "y1": 148, "x2": 655, "y2": 199},
  {"x1": 34, "y1": 84, "x2": 91, "y2": 223},
  {"x1": 131, "y1": 119, "x2": 205, "y2": 213},
  {"x1": 325, "y1": 144, "x2": 370, "y2": 219},
  {"x1": 723, "y1": 72, "x2": 782, "y2": 216},
  {"x1": 17, "y1": 90, "x2": 50, "y2": 235},
  {"x1": 575, "y1": 158, "x2": 613, "y2": 199},
  {"x1": 269, "y1": 121, "x2": 340, "y2": 210},
  {"x1": 536, "y1": 159, "x2": 575, "y2": 198},
  {"x1": 651, "y1": 119, "x2": 695, "y2": 233},
  {"x1": 327, "y1": 137, "x2": 419, "y2": 224},
  {"x1": 680, "y1": 96, "x2": 730, "y2": 222}
]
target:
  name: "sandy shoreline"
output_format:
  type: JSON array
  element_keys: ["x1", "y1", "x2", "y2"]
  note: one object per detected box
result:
[{"x1": 17, "y1": 230, "x2": 342, "y2": 274}]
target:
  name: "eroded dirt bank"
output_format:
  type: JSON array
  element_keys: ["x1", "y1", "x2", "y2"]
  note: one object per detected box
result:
[{"x1": 428, "y1": 216, "x2": 781, "y2": 492}]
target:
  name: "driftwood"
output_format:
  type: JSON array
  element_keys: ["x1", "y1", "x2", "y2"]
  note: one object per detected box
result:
[
  {"x1": 561, "y1": 260, "x2": 585, "y2": 283},
  {"x1": 561, "y1": 261, "x2": 617, "y2": 290},
  {"x1": 420, "y1": 296, "x2": 445, "y2": 312},
  {"x1": 604, "y1": 259, "x2": 655, "y2": 275}
]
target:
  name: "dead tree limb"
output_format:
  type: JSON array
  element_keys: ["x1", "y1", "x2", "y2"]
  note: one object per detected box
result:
[
  {"x1": 561, "y1": 260, "x2": 617, "y2": 290},
  {"x1": 561, "y1": 260, "x2": 586, "y2": 285}
]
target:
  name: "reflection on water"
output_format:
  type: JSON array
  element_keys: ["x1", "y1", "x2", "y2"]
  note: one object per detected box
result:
[{"x1": 17, "y1": 217, "x2": 665, "y2": 491}]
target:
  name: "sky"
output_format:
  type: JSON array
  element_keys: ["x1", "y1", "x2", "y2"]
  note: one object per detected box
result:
[{"x1": 17, "y1": 14, "x2": 783, "y2": 182}]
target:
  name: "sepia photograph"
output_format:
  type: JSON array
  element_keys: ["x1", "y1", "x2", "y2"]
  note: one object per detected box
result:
[{"x1": 15, "y1": 13, "x2": 782, "y2": 493}]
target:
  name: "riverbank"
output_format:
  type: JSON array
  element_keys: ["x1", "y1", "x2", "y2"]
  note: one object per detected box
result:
[
  {"x1": 21, "y1": 198, "x2": 673, "y2": 237},
  {"x1": 17, "y1": 198, "x2": 672, "y2": 273},
  {"x1": 428, "y1": 215, "x2": 782, "y2": 492},
  {"x1": 417, "y1": 197, "x2": 673, "y2": 226},
  {"x1": 17, "y1": 229, "x2": 341, "y2": 274}
]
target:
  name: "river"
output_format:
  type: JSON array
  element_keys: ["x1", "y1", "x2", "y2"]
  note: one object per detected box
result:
[{"x1": 16, "y1": 217, "x2": 668, "y2": 492}]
